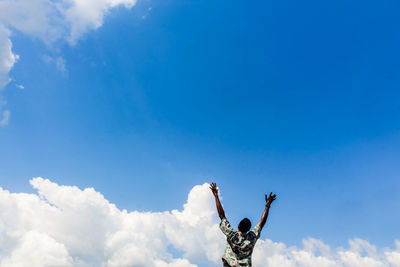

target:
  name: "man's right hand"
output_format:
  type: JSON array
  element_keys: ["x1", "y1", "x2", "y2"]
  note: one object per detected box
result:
[
  {"x1": 265, "y1": 192, "x2": 277, "y2": 207},
  {"x1": 258, "y1": 192, "x2": 276, "y2": 229}
]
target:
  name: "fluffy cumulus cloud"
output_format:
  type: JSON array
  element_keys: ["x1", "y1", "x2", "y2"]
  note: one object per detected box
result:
[{"x1": 0, "y1": 179, "x2": 399, "y2": 267}]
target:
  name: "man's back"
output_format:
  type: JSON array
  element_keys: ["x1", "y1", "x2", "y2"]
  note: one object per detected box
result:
[{"x1": 220, "y1": 218, "x2": 261, "y2": 267}]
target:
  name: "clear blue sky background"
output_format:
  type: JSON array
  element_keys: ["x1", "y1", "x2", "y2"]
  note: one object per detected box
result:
[{"x1": 1, "y1": 0, "x2": 400, "y2": 249}]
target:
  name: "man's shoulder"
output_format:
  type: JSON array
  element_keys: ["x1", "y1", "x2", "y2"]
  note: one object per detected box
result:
[
  {"x1": 220, "y1": 218, "x2": 237, "y2": 236},
  {"x1": 249, "y1": 225, "x2": 261, "y2": 239},
  {"x1": 246, "y1": 231, "x2": 257, "y2": 241}
]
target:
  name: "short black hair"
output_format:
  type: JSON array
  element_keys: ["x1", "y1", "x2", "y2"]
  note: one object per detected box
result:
[{"x1": 238, "y1": 218, "x2": 251, "y2": 233}]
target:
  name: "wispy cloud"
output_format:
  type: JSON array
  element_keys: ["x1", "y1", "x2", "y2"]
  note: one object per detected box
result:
[
  {"x1": 0, "y1": 97, "x2": 10, "y2": 127},
  {"x1": 0, "y1": 109, "x2": 10, "y2": 127},
  {"x1": 0, "y1": 25, "x2": 18, "y2": 90},
  {"x1": 43, "y1": 55, "x2": 68, "y2": 74},
  {"x1": 142, "y1": 7, "x2": 153, "y2": 20},
  {"x1": 0, "y1": 179, "x2": 398, "y2": 266},
  {"x1": 0, "y1": 0, "x2": 138, "y2": 125},
  {"x1": 0, "y1": 0, "x2": 138, "y2": 86}
]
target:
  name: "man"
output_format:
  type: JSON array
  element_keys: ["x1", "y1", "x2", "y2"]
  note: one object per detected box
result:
[{"x1": 210, "y1": 182, "x2": 276, "y2": 267}]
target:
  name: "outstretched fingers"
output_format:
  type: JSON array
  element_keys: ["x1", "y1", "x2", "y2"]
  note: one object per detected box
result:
[
  {"x1": 209, "y1": 182, "x2": 219, "y2": 195},
  {"x1": 265, "y1": 192, "x2": 277, "y2": 205}
]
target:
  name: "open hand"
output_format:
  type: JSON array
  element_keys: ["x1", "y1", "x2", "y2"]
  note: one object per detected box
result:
[
  {"x1": 265, "y1": 192, "x2": 277, "y2": 207},
  {"x1": 209, "y1": 182, "x2": 219, "y2": 196}
]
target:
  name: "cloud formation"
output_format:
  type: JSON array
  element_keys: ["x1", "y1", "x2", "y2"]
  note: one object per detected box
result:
[
  {"x1": 0, "y1": 109, "x2": 10, "y2": 127},
  {"x1": 0, "y1": 25, "x2": 18, "y2": 90},
  {"x1": 0, "y1": 96, "x2": 11, "y2": 127},
  {"x1": 0, "y1": 178, "x2": 399, "y2": 267},
  {"x1": 0, "y1": 0, "x2": 138, "y2": 119},
  {"x1": 0, "y1": 0, "x2": 137, "y2": 77},
  {"x1": 0, "y1": 0, "x2": 137, "y2": 45}
]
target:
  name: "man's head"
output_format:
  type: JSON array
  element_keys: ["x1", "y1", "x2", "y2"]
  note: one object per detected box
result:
[{"x1": 238, "y1": 218, "x2": 251, "y2": 233}]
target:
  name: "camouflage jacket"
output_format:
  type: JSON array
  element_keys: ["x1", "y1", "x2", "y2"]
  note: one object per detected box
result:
[{"x1": 219, "y1": 218, "x2": 261, "y2": 267}]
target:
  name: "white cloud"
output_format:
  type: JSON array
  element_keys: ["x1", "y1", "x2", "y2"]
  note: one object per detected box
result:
[
  {"x1": 0, "y1": 0, "x2": 137, "y2": 84},
  {"x1": 0, "y1": 179, "x2": 222, "y2": 267},
  {"x1": 0, "y1": 0, "x2": 138, "y2": 124},
  {"x1": 0, "y1": 97, "x2": 10, "y2": 127},
  {"x1": 64, "y1": 0, "x2": 137, "y2": 44},
  {"x1": 0, "y1": 231, "x2": 74, "y2": 267},
  {"x1": 0, "y1": 0, "x2": 137, "y2": 45},
  {"x1": 0, "y1": 25, "x2": 18, "y2": 90},
  {"x1": 43, "y1": 55, "x2": 68, "y2": 74},
  {"x1": 0, "y1": 109, "x2": 10, "y2": 127},
  {"x1": 0, "y1": 179, "x2": 399, "y2": 267},
  {"x1": 252, "y1": 238, "x2": 400, "y2": 267}
]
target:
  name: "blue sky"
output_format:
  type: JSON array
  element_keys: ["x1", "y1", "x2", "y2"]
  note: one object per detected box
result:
[{"x1": 1, "y1": 0, "x2": 400, "y2": 254}]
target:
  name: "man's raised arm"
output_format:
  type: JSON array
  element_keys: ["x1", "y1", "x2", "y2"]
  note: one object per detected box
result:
[
  {"x1": 257, "y1": 192, "x2": 277, "y2": 230},
  {"x1": 210, "y1": 182, "x2": 226, "y2": 220}
]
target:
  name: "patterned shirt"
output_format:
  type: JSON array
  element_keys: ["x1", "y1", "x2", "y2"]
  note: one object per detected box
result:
[{"x1": 219, "y1": 218, "x2": 261, "y2": 267}]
